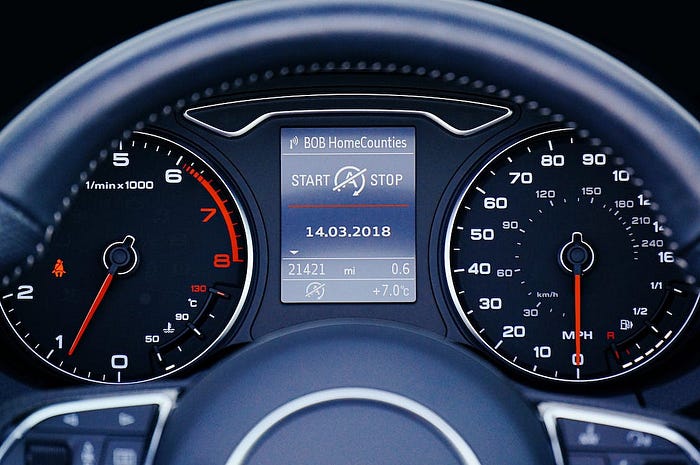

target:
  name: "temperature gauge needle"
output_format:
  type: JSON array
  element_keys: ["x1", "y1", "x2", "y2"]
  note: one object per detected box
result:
[
  {"x1": 68, "y1": 265, "x2": 117, "y2": 355},
  {"x1": 68, "y1": 235, "x2": 138, "y2": 356}
]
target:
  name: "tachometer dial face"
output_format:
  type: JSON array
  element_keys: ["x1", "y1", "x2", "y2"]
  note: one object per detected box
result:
[
  {"x1": 0, "y1": 132, "x2": 253, "y2": 384},
  {"x1": 445, "y1": 129, "x2": 698, "y2": 382}
]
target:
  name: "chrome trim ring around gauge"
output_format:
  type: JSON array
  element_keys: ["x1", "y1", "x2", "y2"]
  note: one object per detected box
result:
[
  {"x1": 225, "y1": 387, "x2": 482, "y2": 465},
  {"x1": 538, "y1": 402, "x2": 700, "y2": 465},
  {"x1": 183, "y1": 93, "x2": 513, "y2": 138},
  {"x1": 0, "y1": 390, "x2": 178, "y2": 465}
]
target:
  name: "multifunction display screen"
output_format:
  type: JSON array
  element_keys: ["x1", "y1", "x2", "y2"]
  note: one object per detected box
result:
[{"x1": 281, "y1": 127, "x2": 416, "y2": 303}]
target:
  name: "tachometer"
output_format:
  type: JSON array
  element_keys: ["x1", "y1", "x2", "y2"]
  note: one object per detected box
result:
[
  {"x1": 0, "y1": 132, "x2": 253, "y2": 384},
  {"x1": 445, "y1": 128, "x2": 698, "y2": 382}
]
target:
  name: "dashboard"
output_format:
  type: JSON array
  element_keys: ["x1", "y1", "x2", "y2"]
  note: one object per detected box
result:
[{"x1": 0, "y1": 1, "x2": 699, "y2": 464}]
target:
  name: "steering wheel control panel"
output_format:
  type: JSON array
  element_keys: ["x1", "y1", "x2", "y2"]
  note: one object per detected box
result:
[
  {"x1": 0, "y1": 391, "x2": 176, "y2": 465},
  {"x1": 540, "y1": 403, "x2": 700, "y2": 465}
]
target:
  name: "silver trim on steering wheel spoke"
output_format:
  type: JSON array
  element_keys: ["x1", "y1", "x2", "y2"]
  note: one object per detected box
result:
[
  {"x1": 0, "y1": 390, "x2": 178, "y2": 465},
  {"x1": 538, "y1": 401, "x2": 700, "y2": 465}
]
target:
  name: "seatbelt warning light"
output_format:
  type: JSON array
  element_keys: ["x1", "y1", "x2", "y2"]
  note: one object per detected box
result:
[{"x1": 51, "y1": 259, "x2": 67, "y2": 278}]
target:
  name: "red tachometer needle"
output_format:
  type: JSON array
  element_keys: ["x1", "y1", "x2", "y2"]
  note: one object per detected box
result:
[
  {"x1": 574, "y1": 272, "x2": 582, "y2": 366},
  {"x1": 68, "y1": 267, "x2": 116, "y2": 356},
  {"x1": 68, "y1": 235, "x2": 138, "y2": 356}
]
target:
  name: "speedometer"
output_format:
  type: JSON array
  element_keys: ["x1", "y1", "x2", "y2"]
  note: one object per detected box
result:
[{"x1": 445, "y1": 128, "x2": 699, "y2": 382}]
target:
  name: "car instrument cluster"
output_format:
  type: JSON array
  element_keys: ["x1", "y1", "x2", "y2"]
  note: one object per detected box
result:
[{"x1": 0, "y1": 87, "x2": 697, "y2": 387}]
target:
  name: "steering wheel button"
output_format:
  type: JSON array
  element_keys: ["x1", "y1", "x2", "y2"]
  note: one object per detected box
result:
[
  {"x1": 24, "y1": 442, "x2": 71, "y2": 465},
  {"x1": 68, "y1": 437, "x2": 104, "y2": 465},
  {"x1": 103, "y1": 440, "x2": 143, "y2": 465}
]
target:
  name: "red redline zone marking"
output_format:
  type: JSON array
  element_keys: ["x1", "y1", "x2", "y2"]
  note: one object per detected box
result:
[
  {"x1": 184, "y1": 163, "x2": 244, "y2": 262},
  {"x1": 288, "y1": 204, "x2": 410, "y2": 209}
]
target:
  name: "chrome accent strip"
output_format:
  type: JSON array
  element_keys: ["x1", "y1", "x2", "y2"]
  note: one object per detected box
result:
[
  {"x1": 225, "y1": 387, "x2": 481, "y2": 465},
  {"x1": 183, "y1": 93, "x2": 513, "y2": 137},
  {"x1": 0, "y1": 390, "x2": 178, "y2": 465},
  {"x1": 538, "y1": 401, "x2": 700, "y2": 465}
]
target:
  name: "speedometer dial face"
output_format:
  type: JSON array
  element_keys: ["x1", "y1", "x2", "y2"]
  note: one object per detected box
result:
[
  {"x1": 445, "y1": 129, "x2": 698, "y2": 382},
  {"x1": 0, "y1": 132, "x2": 253, "y2": 384}
]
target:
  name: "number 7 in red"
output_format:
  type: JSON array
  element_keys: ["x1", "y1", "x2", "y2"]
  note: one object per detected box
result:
[{"x1": 200, "y1": 207, "x2": 217, "y2": 223}]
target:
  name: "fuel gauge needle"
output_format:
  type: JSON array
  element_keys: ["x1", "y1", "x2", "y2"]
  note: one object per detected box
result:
[
  {"x1": 68, "y1": 264, "x2": 117, "y2": 355},
  {"x1": 68, "y1": 235, "x2": 139, "y2": 356}
]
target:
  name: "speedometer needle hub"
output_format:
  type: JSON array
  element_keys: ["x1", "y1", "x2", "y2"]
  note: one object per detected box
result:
[
  {"x1": 68, "y1": 235, "x2": 139, "y2": 356},
  {"x1": 559, "y1": 232, "x2": 594, "y2": 275}
]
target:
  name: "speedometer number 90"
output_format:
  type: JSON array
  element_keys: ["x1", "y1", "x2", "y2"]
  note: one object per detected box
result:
[{"x1": 445, "y1": 129, "x2": 698, "y2": 382}]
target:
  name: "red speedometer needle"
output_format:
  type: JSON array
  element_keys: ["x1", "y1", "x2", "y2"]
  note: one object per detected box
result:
[
  {"x1": 574, "y1": 272, "x2": 582, "y2": 366},
  {"x1": 559, "y1": 232, "x2": 594, "y2": 369},
  {"x1": 68, "y1": 268, "x2": 116, "y2": 355}
]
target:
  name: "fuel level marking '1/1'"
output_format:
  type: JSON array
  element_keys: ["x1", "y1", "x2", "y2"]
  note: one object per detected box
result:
[
  {"x1": 445, "y1": 128, "x2": 698, "y2": 382},
  {"x1": 0, "y1": 132, "x2": 254, "y2": 384}
]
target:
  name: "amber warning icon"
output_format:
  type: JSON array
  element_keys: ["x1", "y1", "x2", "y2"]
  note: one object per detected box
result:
[{"x1": 52, "y1": 259, "x2": 67, "y2": 278}]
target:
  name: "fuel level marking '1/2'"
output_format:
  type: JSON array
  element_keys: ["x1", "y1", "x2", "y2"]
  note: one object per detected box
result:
[
  {"x1": 0, "y1": 132, "x2": 254, "y2": 384},
  {"x1": 445, "y1": 128, "x2": 698, "y2": 382}
]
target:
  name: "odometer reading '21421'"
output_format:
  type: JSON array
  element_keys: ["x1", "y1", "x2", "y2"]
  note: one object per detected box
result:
[{"x1": 445, "y1": 129, "x2": 699, "y2": 382}]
